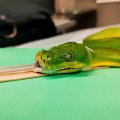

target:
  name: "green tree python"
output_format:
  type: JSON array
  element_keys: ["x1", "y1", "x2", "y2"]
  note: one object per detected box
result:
[{"x1": 34, "y1": 27, "x2": 120, "y2": 75}]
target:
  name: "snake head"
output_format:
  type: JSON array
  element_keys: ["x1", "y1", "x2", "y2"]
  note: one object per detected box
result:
[{"x1": 34, "y1": 42, "x2": 92, "y2": 75}]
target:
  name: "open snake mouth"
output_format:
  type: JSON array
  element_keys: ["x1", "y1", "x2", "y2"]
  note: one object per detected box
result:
[
  {"x1": 33, "y1": 62, "x2": 77, "y2": 74},
  {"x1": 33, "y1": 62, "x2": 43, "y2": 73},
  {"x1": 34, "y1": 62, "x2": 41, "y2": 68}
]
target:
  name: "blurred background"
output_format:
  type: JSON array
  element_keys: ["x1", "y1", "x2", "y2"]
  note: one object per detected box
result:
[
  {"x1": 0, "y1": 0, "x2": 120, "y2": 47},
  {"x1": 53, "y1": 0, "x2": 120, "y2": 34}
]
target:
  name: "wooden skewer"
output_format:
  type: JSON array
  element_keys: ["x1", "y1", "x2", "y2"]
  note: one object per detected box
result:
[{"x1": 0, "y1": 71, "x2": 45, "y2": 82}]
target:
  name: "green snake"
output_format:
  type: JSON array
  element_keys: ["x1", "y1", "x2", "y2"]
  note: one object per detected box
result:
[{"x1": 34, "y1": 27, "x2": 120, "y2": 75}]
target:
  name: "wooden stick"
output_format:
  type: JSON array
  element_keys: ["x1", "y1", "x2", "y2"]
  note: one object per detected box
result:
[{"x1": 0, "y1": 71, "x2": 45, "y2": 82}]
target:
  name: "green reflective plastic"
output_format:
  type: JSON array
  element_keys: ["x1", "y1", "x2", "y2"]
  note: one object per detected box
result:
[{"x1": 0, "y1": 48, "x2": 120, "y2": 120}]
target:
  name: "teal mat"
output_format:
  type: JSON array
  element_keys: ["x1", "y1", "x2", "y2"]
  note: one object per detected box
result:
[{"x1": 0, "y1": 48, "x2": 120, "y2": 120}]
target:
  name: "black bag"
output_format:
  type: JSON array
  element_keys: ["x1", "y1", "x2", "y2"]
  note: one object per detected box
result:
[
  {"x1": 0, "y1": 17, "x2": 57, "y2": 47},
  {"x1": 0, "y1": 0, "x2": 56, "y2": 47}
]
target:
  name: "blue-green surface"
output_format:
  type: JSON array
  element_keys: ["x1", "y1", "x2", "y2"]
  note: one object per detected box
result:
[{"x1": 0, "y1": 48, "x2": 120, "y2": 120}]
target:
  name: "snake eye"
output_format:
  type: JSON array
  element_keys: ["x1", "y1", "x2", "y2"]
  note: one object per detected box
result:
[
  {"x1": 46, "y1": 55, "x2": 49, "y2": 58},
  {"x1": 65, "y1": 53, "x2": 72, "y2": 62},
  {"x1": 46, "y1": 54, "x2": 51, "y2": 61}
]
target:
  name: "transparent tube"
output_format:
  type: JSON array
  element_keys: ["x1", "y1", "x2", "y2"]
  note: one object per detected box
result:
[{"x1": 0, "y1": 64, "x2": 35, "y2": 75}]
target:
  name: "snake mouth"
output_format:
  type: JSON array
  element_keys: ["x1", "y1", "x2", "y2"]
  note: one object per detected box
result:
[
  {"x1": 33, "y1": 62, "x2": 78, "y2": 74},
  {"x1": 57, "y1": 67, "x2": 79, "y2": 74},
  {"x1": 58, "y1": 67, "x2": 77, "y2": 71},
  {"x1": 33, "y1": 62, "x2": 43, "y2": 73},
  {"x1": 56, "y1": 63, "x2": 86, "y2": 74}
]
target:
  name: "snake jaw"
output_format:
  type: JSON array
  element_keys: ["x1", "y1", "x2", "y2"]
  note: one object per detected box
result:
[
  {"x1": 55, "y1": 62, "x2": 87, "y2": 74},
  {"x1": 57, "y1": 67, "x2": 79, "y2": 74}
]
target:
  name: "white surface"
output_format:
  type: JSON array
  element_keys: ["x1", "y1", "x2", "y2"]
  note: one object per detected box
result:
[
  {"x1": 16, "y1": 24, "x2": 120, "y2": 48},
  {"x1": 96, "y1": 0, "x2": 120, "y2": 3}
]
